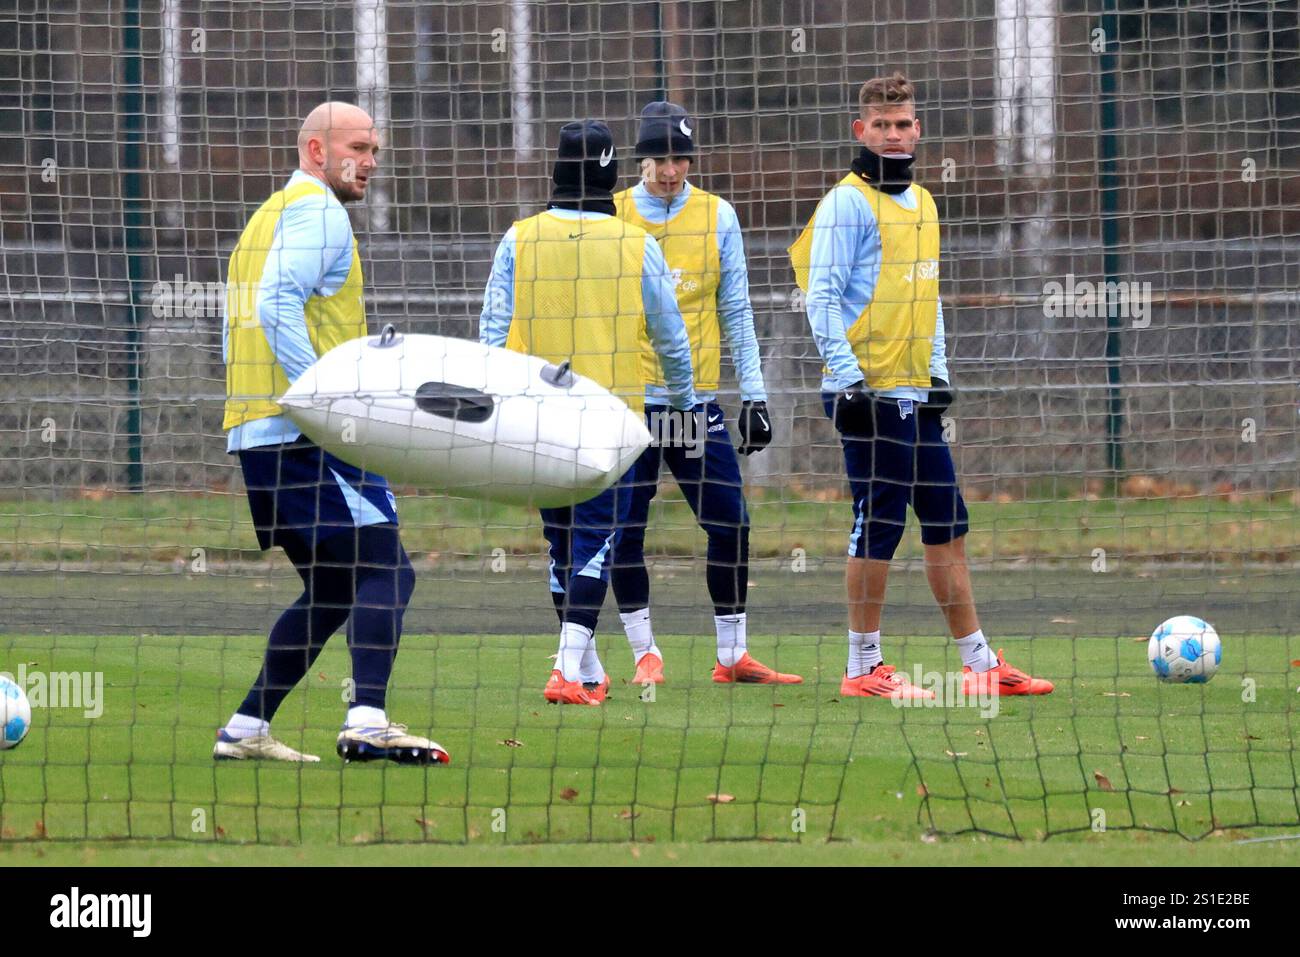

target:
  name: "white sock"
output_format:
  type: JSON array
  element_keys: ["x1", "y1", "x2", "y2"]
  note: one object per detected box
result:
[
  {"x1": 557, "y1": 622, "x2": 594, "y2": 682},
  {"x1": 579, "y1": 635, "x2": 606, "y2": 685},
  {"x1": 224, "y1": 712, "x2": 269, "y2": 740},
  {"x1": 715, "y1": 613, "x2": 748, "y2": 667},
  {"x1": 346, "y1": 705, "x2": 387, "y2": 728},
  {"x1": 955, "y1": 629, "x2": 998, "y2": 672},
  {"x1": 620, "y1": 607, "x2": 661, "y2": 663},
  {"x1": 847, "y1": 629, "x2": 883, "y2": 678}
]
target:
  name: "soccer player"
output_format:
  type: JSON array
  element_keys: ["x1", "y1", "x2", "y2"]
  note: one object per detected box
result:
[
  {"x1": 217, "y1": 101, "x2": 451, "y2": 761},
  {"x1": 479, "y1": 120, "x2": 698, "y2": 705},
  {"x1": 790, "y1": 73, "x2": 1053, "y2": 698},
  {"x1": 610, "y1": 102, "x2": 800, "y2": 686}
]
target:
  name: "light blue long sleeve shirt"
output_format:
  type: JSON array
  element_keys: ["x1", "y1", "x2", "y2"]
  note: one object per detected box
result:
[
  {"x1": 624, "y1": 181, "x2": 767, "y2": 405},
  {"x1": 224, "y1": 170, "x2": 356, "y2": 451},
  {"x1": 804, "y1": 183, "x2": 948, "y2": 398},
  {"x1": 478, "y1": 208, "x2": 698, "y2": 411}
]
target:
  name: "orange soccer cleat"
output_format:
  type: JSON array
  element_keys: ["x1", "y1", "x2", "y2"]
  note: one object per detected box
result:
[
  {"x1": 543, "y1": 670, "x2": 602, "y2": 705},
  {"x1": 631, "y1": 652, "x2": 665, "y2": 685},
  {"x1": 839, "y1": 664, "x2": 934, "y2": 699},
  {"x1": 582, "y1": 675, "x2": 611, "y2": 703},
  {"x1": 961, "y1": 649, "x2": 1055, "y2": 696},
  {"x1": 712, "y1": 652, "x2": 803, "y2": 685}
]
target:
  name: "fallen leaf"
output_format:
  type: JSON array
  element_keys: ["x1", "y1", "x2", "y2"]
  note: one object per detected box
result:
[
  {"x1": 1101, "y1": 692, "x2": 1131, "y2": 697},
  {"x1": 920, "y1": 829, "x2": 939, "y2": 844},
  {"x1": 1050, "y1": 617, "x2": 1077, "y2": 624},
  {"x1": 772, "y1": 703, "x2": 785, "y2": 708},
  {"x1": 1094, "y1": 770, "x2": 1115, "y2": 792},
  {"x1": 1167, "y1": 787, "x2": 1183, "y2": 795},
  {"x1": 559, "y1": 788, "x2": 579, "y2": 801},
  {"x1": 1177, "y1": 799, "x2": 1191, "y2": 807},
  {"x1": 944, "y1": 750, "x2": 968, "y2": 758},
  {"x1": 916, "y1": 783, "x2": 929, "y2": 797},
  {"x1": 1132, "y1": 636, "x2": 1149, "y2": 642},
  {"x1": 664, "y1": 851, "x2": 678, "y2": 860},
  {"x1": 415, "y1": 817, "x2": 435, "y2": 828},
  {"x1": 33, "y1": 821, "x2": 45, "y2": 838},
  {"x1": 499, "y1": 738, "x2": 524, "y2": 748},
  {"x1": 618, "y1": 809, "x2": 639, "y2": 820},
  {"x1": 1135, "y1": 735, "x2": 1149, "y2": 741},
  {"x1": 630, "y1": 845, "x2": 641, "y2": 859},
  {"x1": 707, "y1": 793, "x2": 735, "y2": 803},
  {"x1": 1244, "y1": 734, "x2": 1261, "y2": 741},
  {"x1": 1291, "y1": 660, "x2": 1300, "y2": 668},
  {"x1": 317, "y1": 672, "x2": 327, "y2": 682}
]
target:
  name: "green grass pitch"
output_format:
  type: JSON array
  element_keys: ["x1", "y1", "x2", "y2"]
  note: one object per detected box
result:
[{"x1": 1, "y1": 630, "x2": 1297, "y2": 866}]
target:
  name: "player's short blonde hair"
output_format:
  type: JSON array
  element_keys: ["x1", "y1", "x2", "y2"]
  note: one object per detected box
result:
[{"x1": 858, "y1": 72, "x2": 915, "y2": 113}]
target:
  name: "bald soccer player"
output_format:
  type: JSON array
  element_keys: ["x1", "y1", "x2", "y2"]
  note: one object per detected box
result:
[{"x1": 218, "y1": 102, "x2": 450, "y2": 763}]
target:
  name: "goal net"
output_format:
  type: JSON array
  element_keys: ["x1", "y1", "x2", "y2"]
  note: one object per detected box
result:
[{"x1": 0, "y1": 0, "x2": 1296, "y2": 845}]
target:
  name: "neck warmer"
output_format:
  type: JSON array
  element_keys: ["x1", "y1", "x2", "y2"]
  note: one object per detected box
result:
[{"x1": 851, "y1": 146, "x2": 914, "y2": 194}]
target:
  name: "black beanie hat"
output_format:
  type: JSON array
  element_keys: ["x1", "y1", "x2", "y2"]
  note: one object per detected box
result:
[
  {"x1": 550, "y1": 119, "x2": 619, "y2": 204},
  {"x1": 632, "y1": 101, "x2": 696, "y2": 159}
]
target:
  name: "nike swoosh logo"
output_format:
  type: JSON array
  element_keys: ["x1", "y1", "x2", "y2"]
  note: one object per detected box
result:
[
  {"x1": 599, "y1": 146, "x2": 614, "y2": 167},
  {"x1": 708, "y1": 413, "x2": 722, "y2": 424},
  {"x1": 568, "y1": 233, "x2": 582, "y2": 239},
  {"x1": 757, "y1": 413, "x2": 769, "y2": 430}
]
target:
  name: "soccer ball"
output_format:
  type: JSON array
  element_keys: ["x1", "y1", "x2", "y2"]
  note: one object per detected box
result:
[
  {"x1": 0, "y1": 674, "x2": 31, "y2": 749},
  {"x1": 1147, "y1": 616, "x2": 1221, "y2": 684}
]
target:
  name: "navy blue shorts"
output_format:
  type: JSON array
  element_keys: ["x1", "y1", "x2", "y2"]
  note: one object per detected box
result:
[
  {"x1": 238, "y1": 440, "x2": 398, "y2": 553},
  {"x1": 540, "y1": 468, "x2": 635, "y2": 594},
  {"x1": 821, "y1": 393, "x2": 969, "y2": 560},
  {"x1": 617, "y1": 401, "x2": 748, "y2": 557}
]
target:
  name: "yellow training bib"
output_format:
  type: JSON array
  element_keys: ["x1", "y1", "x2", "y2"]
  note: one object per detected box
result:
[
  {"x1": 222, "y1": 179, "x2": 365, "y2": 431},
  {"x1": 614, "y1": 186, "x2": 721, "y2": 392},
  {"x1": 789, "y1": 175, "x2": 939, "y2": 390},
  {"x1": 507, "y1": 211, "x2": 651, "y2": 414}
]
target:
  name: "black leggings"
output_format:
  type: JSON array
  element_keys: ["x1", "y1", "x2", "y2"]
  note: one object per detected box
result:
[{"x1": 236, "y1": 523, "x2": 415, "y2": 721}]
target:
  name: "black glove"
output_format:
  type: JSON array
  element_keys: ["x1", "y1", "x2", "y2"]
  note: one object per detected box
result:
[
  {"x1": 831, "y1": 381, "x2": 875, "y2": 437},
  {"x1": 736, "y1": 401, "x2": 773, "y2": 456},
  {"x1": 924, "y1": 376, "x2": 955, "y2": 412}
]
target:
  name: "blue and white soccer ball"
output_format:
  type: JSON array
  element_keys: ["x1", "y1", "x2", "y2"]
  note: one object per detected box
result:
[
  {"x1": 1147, "y1": 616, "x2": 1222, "y2": 684},
  {"x1": 0, "y1": 674, "x2": 31, "y2": 749}
]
